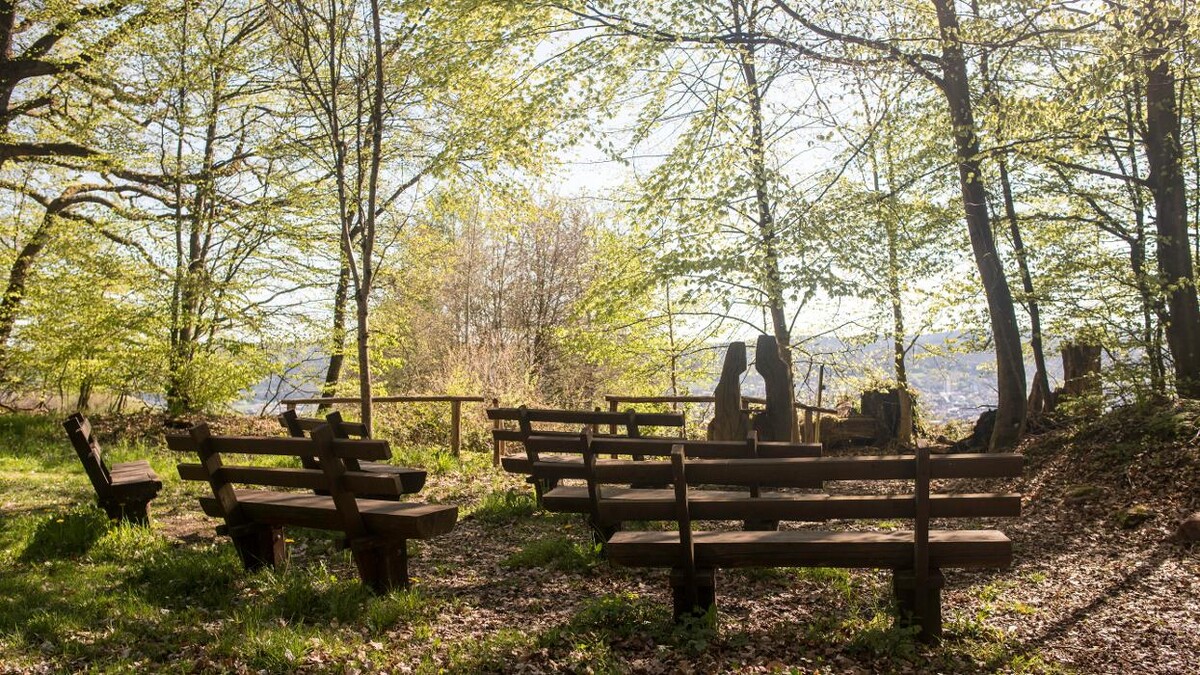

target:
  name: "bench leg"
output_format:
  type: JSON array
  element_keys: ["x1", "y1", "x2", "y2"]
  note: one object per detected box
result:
[
  {"x1": 229, "y1": 524, "x2": 286, "y2": 571},
  {"x1": 98, "y1": 498, "x2": 153, "y2": 526},
  {"x1": 741, "y1": 519, "x2": 779, "y2": 532},
  {"x1": 670, "y1": 568, "x2": 716, "y2": 623},
  {"x1": 892, "y1": 568, "x2": 944, "y2": 643},
  {"x1": 528, "y1": 476, "x2": 558, "y2": 506},
  {"x1": 352, "y1": 538, "x2": 409, "y2": 594},
  {"x1": 588, "y1": 519, "x2": 620, "y2": 548}
]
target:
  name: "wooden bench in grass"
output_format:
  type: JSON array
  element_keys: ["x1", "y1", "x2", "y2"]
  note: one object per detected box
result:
[
  {"x1": 524, "y1": 430, "x2": 822, "y2": 535},
  {"x1": 171, "y1": 422, "x2": 457, "y2": 592},
  {"x1": 586, "y1": 444, "x2": 1023, "y2": 641},
  {"x1": 63, "y1": 413, "x2": 162, "y2": 524},
  {"x1": 487, "y1": 406, "x2": 685, "y2": 500},
  {"x1": 280, "y1": 409, "x2": 426, "y2": 498}
]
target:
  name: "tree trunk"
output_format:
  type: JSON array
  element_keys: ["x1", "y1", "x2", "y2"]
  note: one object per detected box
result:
[
  {"x1": 998, "y1": 158, "x2": 1051, "y2": 412},
  {"x1": 932, "y1": 0, "x2": 1026, "y2": 449},
  {"x1": 319, "y1": 259, "x2": 350, "y2": 413},
  {"x1": 1142, "y1": 0, "x2": 1200, "y2": 398},
  {"x1": 735, "y1": 15, "x2": 797, "y2": 440},
  {"x1": 0, "y1": 208, "x2": 54, "y2": 359}
]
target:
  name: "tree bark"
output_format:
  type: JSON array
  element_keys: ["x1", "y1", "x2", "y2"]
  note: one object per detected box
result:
[
  {"x1": 932, "y1": 0, "x2": 1027, "y2": 448},
  {"x1": 318, "y1": 259, "x2": 350, "y2": 413},
  {"x1": 734, "y1": 4, "x2": 798, "y2": 439},
  {"x1": 1142, "y1": 0, "x2": 1200, "y2": 398}
]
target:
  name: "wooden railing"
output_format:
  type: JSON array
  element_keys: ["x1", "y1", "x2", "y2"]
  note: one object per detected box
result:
[
  {"x1": 601, "y1": 394, "x2": 837, "y2": 443},
  {"x1": 281, "y1": 395, "x2": 488, "y2": 457}
]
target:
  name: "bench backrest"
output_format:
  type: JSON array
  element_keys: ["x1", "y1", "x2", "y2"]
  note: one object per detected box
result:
[
  {"x1": 63, "y1": 413, "x2": 113, "y2": 497},
  {"x1": 521, "y1": 430, "x2": 822, "y2": 488},
  {"x1": 586, "y1": 444, "x2": 1023, "y2": 578},
  {"x1": 170, "y1": 422, "x2": 403, "y2": 537},
  {"x1": 280, "y1": 409, "x2": 369, "y2": 471},
  {"x1": 487, "y1": 406, "x2": 685, "y2": 445}
]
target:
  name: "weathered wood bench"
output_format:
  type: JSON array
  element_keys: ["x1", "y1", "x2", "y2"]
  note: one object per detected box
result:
[
  {"x1": 586, "y1": 443, "x2": 1023, "y2": 641},
  {"x1": 523, "y1": 430, "x2": 822, "y2": 535},
  {"x1": 280, "y1": 409, "x2": 427, "y2": 498},
  {"x1": 487, "y1": 406, "x2": 686, "y2": 500},
  {"x1": 62, "y1": 413, "x2": 162, "y2": 524},
  {"x1": 171, "y1": 422, "x2": 457, "y2": 592}
]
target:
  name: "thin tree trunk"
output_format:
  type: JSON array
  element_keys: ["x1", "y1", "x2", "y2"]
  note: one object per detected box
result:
[
  {"x1": 997, "y1": 158, "x2": 1050, "y2": 411},
  {"x1": 734, "y1": 1, "x2": 797, "y2": 440},
  {"x1": 319, "y1": 259, "x2": 350, "y2": 413},
  {"x1": 932, "y1": 0, "x2": 1026, "y2": 448}
]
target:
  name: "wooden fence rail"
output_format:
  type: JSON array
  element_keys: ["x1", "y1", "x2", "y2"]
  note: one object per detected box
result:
[{"x1": 281, "y1": 396, "x2": 487, "y2": 457}]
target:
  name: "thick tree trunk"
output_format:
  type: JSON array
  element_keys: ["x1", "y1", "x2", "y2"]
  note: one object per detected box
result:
[
  {"x1": 932, "y1": 0, "x2": 1026, "y2": 449},
  {"x1": 0, "y1": 210, "x2": 53, "y2": 357},
  {"x1": 1143, "y1": 1, "x2": 1200, "y2": 398}
]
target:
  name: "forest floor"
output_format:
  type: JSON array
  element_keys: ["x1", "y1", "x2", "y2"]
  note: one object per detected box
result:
[{"x1": 0, "y1": 402, "x2": 1197, "y2": 674}]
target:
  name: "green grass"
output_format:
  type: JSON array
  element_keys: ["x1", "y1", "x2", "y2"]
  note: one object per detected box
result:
[
  {"x1": 469, "y1": 488, "x2": 538, "y2": 525},
  {"x1": 501, "y1": 535, "x2": 600, "y2": 572}
]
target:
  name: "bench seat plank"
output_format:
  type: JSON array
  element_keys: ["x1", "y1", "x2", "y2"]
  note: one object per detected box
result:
[
  {"x1": 547, "y1": 486, "x2": 1021, "y2": 520},
  {"x1": 607, "y1": 529, "x2": 1012, "y2": 569},
  {"x1": 198, "y1": 490, "x2": 457, "y2": 539}
]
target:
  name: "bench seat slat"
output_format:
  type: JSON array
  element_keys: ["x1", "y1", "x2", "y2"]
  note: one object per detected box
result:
[
  {"x1": 606, "y1": 529, "x2": 1012, "y2": 569},
  {"x1": 198, "y1": 490, "x2": 457, "y2": 538},
  {"x1": 544, "y1": 486, "x2": 1021, "y2": 520}
]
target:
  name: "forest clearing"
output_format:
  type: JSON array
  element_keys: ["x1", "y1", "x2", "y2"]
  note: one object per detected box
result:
[
  {"x1": 1, "y1": 404, "x2": 1198, "y2": 673},
  {"x1": 4, "y1": 0, "x2": 1200, "y2": 672}
]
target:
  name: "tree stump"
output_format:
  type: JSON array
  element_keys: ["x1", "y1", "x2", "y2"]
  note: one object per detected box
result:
[
  {"x1": 1061, "y1": 343, "x2": 1102, "y2": 399},
  {"x1": 707, "y1": 342, "x2": 749, "y2": 441},
  {"x1": 752, "y1": 334, "x2": 797, "y2": 442},
  {"x1": 860, "y1": 388, "x2": 914, "y2": 446}
]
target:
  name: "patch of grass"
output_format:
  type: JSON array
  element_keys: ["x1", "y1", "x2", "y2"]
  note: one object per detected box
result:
[
  {"x1": 434, "y1": 628, "x2": 536, "y2": 673},
  {"x1": 88, "y1": 522, "x2": 170, "y2": 564},
  {"x1": 501, "y1": 535, "x2": 600, "y2": 572},
  {"x1": 221, "y1": 611, "x2": 316, "y2": 672},
  {"x1": 470, "y1": 488, "x2": 537, "y2": 525},
  {"x1": 253, "y1": 564, "x2": 373, "y2": 624},
  {"x1": 366, "y1": 588, "x2": 439, "y2": 633},
  {"x1": 792, "y1": 566, "x2": 855, "y2": 598},
  {"x1": 130, "y1": 542, "x2": 243, "y2": 608},
  {"x1": 20, "y1": 505, "x2": 111, "y2": 561},
  {"x1": 843, "y1": 610, "x2": 921, "y2": 660}
]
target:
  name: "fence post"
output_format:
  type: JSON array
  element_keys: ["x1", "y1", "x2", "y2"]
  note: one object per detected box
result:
[
  {"x1": 450, "y1": 399, "x2": 462, "y2": 457},
  {"x1": 491, "y1": 397, "x2": 501, "y2": 466},
  {"x1": 608, "y1": 398, "x2": 619, "y2": 435}
]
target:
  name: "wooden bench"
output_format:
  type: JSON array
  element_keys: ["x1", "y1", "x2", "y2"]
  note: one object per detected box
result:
[
  {"x1": 280, "y1": 409, "x2": 427, "y2": 498},
  {"x1": 586, "y1": 443, "x2": 1023, "y2": 641},
  {"x1": 170, "y1": 422, "x2": 457, "y2": 592},
  {"x1": 62, "y1": 413, "x2": 162, "y2": 524},
  {"x1": 522, "y1": 430, "x2": 822, "y2": 535},
  {"x1": 487, "y1": 406, "x2": 686, "y2": 500}
]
